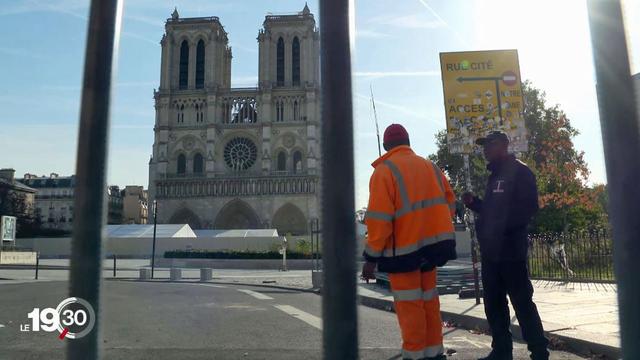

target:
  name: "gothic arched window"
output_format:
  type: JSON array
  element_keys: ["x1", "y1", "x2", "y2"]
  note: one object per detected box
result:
[
  {"x1": 293, "y1": 151, "x2": 303, "y2": 173},
  {"x1": 292, "y1": 37, "x2": 300, "y2": 86},
  {"x1": 276, "y1": 100, "x2": 284, "y2": 122},
  {"x1": 177, "y1": 154, "x2": 186, "y2": 175},
  {"x1": 277, "y1": 37, "x2": 285, "y2": 87},
  {"x1": 293, "y1": 100, "x2": 299, "y2": 121},
  {"x1": 277, "y1": 151, "x2": 286, "y2": 171},
  {"x1": 193, "y1": 153, "x2": 204, "y2": 174},
  {"x1": 179, "y1": 40, "x2": 189, "y2": 89},
  {"x1": 196, "y1": 40, "x2": 205, "y2": 89}
]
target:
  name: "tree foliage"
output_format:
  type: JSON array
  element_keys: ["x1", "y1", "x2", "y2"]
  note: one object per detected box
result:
[{"x1": 0, "y1": 186, "x2": 41, "y2": 238}]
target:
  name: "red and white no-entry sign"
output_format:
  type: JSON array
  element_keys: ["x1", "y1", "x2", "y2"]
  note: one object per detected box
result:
[{"x1": 502, "y1": 71, "x2": 517, "y2": 86}]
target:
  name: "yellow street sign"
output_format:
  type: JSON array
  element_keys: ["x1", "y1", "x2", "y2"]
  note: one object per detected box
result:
[{"x1": 439, "y1": 50, "x2": 527, "y2": 154}]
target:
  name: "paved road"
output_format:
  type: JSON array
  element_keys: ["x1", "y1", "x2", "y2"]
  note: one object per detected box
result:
[{"x1": 0, "y1": 280, "x2": 585, "y2": 359}]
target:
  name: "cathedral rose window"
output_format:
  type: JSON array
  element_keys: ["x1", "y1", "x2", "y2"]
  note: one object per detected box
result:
[{"x1": 224, "y1": 137, "x2": 258, "y2": 171}]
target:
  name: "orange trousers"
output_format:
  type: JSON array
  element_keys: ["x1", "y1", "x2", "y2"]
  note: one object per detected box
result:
[{"x1": 389, "y1": 269, "x2": 444, "y2": 360}]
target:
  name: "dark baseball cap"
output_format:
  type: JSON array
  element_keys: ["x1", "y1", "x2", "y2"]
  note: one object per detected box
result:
[{"x1": 475, "y1": 131, "x2": 510, "y2": 146}]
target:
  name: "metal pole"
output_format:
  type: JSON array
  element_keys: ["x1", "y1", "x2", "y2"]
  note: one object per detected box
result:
[
  {"x1": 587, "y1": 1, "x2": 640, "y2": 357},
  {"x1": 463, "y1": 154, "x2": 481, "y2": 305},
  {"x1": 35, "y1": 252, "x2": 39, "y2": 280},
  {"x1": 113, "y1": 254, "x2": 116, "y2": 278},
  {"x1": 151, "y1": 200, "x2": 157, "y2": 279},
  {"x1": 370, "y1": 85, "x2": 382, "y2": 157},
  {"x1": 320, "y1": 0, "x2": 358, "y2": 358},
  {"x1": 67, "y1": 1, "x2": 122, "y2": 359}
]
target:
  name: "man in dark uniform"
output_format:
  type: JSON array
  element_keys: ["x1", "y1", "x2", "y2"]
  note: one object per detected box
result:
[{"x1": 463, "y1": 131, "x2": 549, "y2": 360}]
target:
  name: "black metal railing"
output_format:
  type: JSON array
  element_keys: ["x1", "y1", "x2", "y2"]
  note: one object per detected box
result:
[
  {"x1": 528, "y1": 229, "x2": 614, "y2": 283},
  {"x1": 0, "y1": 245, "x2": 34, "y2": 252}
]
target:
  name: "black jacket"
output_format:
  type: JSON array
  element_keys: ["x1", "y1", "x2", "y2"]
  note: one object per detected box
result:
[{"x1": 466, "y1": 155, "x2": 538, "y2": 261}]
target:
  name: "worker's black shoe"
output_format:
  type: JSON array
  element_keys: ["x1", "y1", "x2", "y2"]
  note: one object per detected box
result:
[
  {"x1": 423, "y1": 355, "x2": 446, "y2": 360},
  {"x1": 477, "y1": 350, "x2": 513, "y2": 360},
  {"x1": 530, "y1": 352, "x2": 549, "y2": 360}
]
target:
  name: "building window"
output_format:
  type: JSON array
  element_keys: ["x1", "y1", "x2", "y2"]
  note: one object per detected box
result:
[
  {"x1": 276, "y1": 100, "x2": 284, "y2": 122},
  {"x1": 277, "y1": 152, "x2": 287, "y2": 171},
  {"x1": 292, "y1": 37, "x2": 300, "y2": 86},
  {"x1": 179, "y1": 40, "x2": 189, "y2": 89},
  {"x1": 179, "y1": 104, "x2": 184, "y2": 123},
  {"x1": 277, "y1": 37, "x2": 284, "y2": 87},
  {"x1": 196, "y1": 40, "x2": 205, "y2": 89},
  {"x1": 177, "y1": 154, "x2": 186, "y2": 174},
  {"x1": 293, "y1": 151, "x2": 303, "y2": 173},
  {"x1": 193, "y1": 153, "x2": 204, "y2": 174},
  {"x1": 293, "y1": 100, "x2": 299, "y2": 121},
  {"x1": 196, "y1": 103, "x2": 205, "y2": 123}
]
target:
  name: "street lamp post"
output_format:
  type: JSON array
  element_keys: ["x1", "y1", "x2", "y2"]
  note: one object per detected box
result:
[{"x1": 151, "y1": 199, "x2": 157, "y2": 278}]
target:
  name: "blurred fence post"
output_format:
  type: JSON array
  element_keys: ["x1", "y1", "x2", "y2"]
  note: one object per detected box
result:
[
  {"x1": 67, "y1": 1, "x2": 123, "y2": 359},
  {"x1": 587, "y1": 1, "x2": 640, "y2": 357},
  {"x1": 319, "y1": 0, "x2": 359, "y2": 359}
]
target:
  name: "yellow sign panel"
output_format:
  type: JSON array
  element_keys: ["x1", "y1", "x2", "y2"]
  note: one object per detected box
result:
[{"x1": 439, "y1": 50, "x2": 527, "y2": 154}]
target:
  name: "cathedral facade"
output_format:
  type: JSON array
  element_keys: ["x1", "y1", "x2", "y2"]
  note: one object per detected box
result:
[{"x1": 148, "y1": 5, "x2": 321, "y2": 235}]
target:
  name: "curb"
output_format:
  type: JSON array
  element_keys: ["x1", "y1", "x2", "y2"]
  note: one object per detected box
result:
[
  {"x1": 108, "y1": 277, "x2": 320, "y2": 294},
  {"x1": 356, "y1": 294, "x2": 621, "y2": 360}
]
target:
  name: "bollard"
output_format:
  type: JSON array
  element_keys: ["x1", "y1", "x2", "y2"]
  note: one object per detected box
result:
[
  {"x1": 35, "y1": 253, "x2": 39, "y2": 280},
  {"x1": 311, "y1": 269, "x2": 323, "y2": 289},
  {"x1": 170, "y1": 268, "x2": 182, "y2": 281},
  {"x1": 113, "y1": 254, "x2": 116, "y2": 277},
  {"x1": 139, "y1": 268, "x2": 151, "y2": 280},
  {"x1": 200, "y1": 268, "x2": 212, "y2": 282}
]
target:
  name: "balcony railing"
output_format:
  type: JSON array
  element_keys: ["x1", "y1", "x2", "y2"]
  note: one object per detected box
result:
[
  {"x1": 221, "y1": 95, "x2": 258, "y2": 124},
  {"x1": 36, "y1": 194, "x2": 75, "y2": 199},
  {"x1": 155, "y1": 173, "x2": 318, "y2": 199},
  {"x1": 163, "y1": 170, "x2": 314, "y2": 180}
]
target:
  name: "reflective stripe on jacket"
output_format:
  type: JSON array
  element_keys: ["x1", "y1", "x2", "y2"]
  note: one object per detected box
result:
[{"x1": 364, "y1": 145, "x2": 457, "y2": 273}]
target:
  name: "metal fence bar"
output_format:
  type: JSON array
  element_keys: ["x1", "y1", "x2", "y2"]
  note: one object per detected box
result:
[
  {"x1": 528, "y1": 231, "x2": 615, "y2": 283},
  {"x1": 587, "y1": 0, "x2": 640, "y2": 357},
  {"x1": 319, "y1": 0, "x2": 358, "y2": 359},
  {"x1": 67, "y1": 1, "x2": 123, "y2": 359}
]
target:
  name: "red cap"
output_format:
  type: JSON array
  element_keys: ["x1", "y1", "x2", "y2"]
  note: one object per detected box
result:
[{"x1": 383, "y1": 124, "x2": 409, "y2": 144}]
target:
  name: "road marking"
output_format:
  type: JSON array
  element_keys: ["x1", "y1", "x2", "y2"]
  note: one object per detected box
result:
[
  {"x1": 274, "y1": 304, "x2": 322, "y2": 330},
  {"x1": 448, "y1": 336, "x2": 490, "y2": 349},
  {"x1": 238, "y1": 289, "x2": 274, "y2": 300},
  {"x1": 198, "y1": 284, "x2": 227, "y2": 289}
]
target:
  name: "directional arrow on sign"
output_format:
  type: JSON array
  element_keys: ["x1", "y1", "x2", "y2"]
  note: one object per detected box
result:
[
  {"x1": 454, "y1": 71, "x2": 519, "y2": 123},
  {"x1": 456, "y1": 76, "x2": 501, "y2": 83}
]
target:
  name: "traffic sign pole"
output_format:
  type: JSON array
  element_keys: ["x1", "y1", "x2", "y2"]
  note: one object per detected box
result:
[{"x1": 463, "y1": 154, "x2": 482, "y2": 305}]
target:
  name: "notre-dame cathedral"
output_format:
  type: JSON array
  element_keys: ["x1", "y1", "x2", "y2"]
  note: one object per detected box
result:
[{"x1": 148, "y1": 4, "x2": 320, "y2": 235}]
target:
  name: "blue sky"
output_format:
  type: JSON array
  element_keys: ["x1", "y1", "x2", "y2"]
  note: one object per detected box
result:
[{"x1": 0, "y1": 0, "x2": 639, "y2": 209}]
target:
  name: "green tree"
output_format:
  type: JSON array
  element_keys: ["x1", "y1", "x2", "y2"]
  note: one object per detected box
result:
[
  {"x1": 427, "y1": 130, "x2": 487, "y2": 195},
  {"x1": 519, "y1": 81, "x2": 606, "y2": 233},
  {"x1": 0, "y1": 187, "x2": 41, "y2": 238}
]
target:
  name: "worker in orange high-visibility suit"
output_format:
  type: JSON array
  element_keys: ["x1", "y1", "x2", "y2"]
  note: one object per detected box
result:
[{"x1": 362, "y1": 124, "x2": 457, "y2": 360}]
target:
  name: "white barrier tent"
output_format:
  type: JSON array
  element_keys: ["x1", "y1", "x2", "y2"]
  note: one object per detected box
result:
[{"x1": 16, "y1": 225, "x2": 284, "y2": 258}]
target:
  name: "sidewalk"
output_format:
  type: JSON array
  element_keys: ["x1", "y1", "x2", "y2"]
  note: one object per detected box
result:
[{"x1": 358, "y1": 280, "x2": 620, "y2": 359}]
